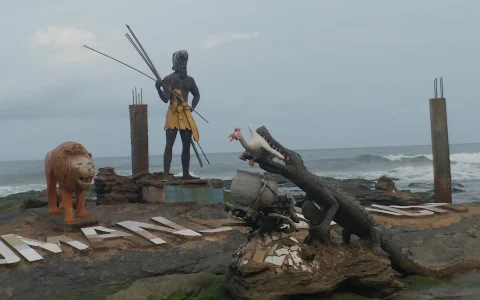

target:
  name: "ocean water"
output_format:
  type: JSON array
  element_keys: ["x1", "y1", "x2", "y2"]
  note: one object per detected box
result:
[{"x1": 1, "y1": 143, "x2": 480, "y2": 203}]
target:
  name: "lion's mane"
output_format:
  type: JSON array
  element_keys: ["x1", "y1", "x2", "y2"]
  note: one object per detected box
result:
[{"x1": 46, "y1": 141, "x2": 93, "y2": 189}]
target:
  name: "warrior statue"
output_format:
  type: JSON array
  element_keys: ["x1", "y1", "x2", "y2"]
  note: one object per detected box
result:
[{"x1": 155, "y1": 50, "x2": 200, "y2": 180}]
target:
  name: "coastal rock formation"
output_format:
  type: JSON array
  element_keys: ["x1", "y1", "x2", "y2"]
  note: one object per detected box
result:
[
  {"x1": 291, "y1": 175, "x2": 433, "y2": 207},
  {"x1": 21, "y1": 188, "x2": 96, "y2": 210},
  {"x1": 375, "y1": 175, "x2": 399, "y2": 193},
  {"x1": 94, "y1": 167, "x2": 142, "y2": 205},
  {"x1": 366, "y1": 175, "x2": 433, "y2": 206},
  {"x1": 224, "y1": 234, "x2": 403, "y2": 300},
  {"x1": 1, "y1": 203, "x2": 480, "y2": 299},
  {"x1": 23, "y1": 199, "x2": 48, "y2": 209},
  {"x1": 107, "y1": 273, "x2": 225, "y2": 300},
  {"x1": 0, "y1": 203, "x2": 245, "y2": 300},
  {"x1": 93, "y1": 168, "x2": 224, "y2": 205},
  {"x1": 382, "y1": 208, "x2": 480, "y2": 278}
]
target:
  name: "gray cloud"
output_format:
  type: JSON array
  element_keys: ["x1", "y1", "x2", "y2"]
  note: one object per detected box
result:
[{"x1": 198, "y1": 32, "x2": 260, "y2": 50}]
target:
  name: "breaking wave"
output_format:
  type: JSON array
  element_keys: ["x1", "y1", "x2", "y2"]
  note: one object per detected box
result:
[
  {"x1": 1, "y1": 150, "x2": 480, "y2": 198},
  {"x1": 0, "y1": 184, "x2": 47, "y2": 198},
  {"x1": 322, "y1": 152, "x2": 480, "y2": 165},
  {"x1": 311, "y1": 152, "x2": 480, "y2": 182},
  {"x1": 383, "y1": 152, "x2": 480, "y2": 164}
]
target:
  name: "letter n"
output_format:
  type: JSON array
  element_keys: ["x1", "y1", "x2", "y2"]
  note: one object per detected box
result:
[{"x1": 47, "y1": 235, "x2": 90, "y2": 252}]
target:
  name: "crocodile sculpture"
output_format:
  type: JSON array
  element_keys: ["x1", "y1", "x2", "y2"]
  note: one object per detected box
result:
[{"x1": 238, "y1": 126, "x2": 434, "y2": 276}]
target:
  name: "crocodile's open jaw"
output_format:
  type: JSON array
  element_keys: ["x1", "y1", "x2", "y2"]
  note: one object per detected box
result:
[{"x1": 239, "y1": 126, "x2": 305, "y2": 174}]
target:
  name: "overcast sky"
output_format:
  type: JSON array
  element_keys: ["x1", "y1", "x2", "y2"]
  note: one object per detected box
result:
[{"x1": 1, "y1": 0, "x2": 479, "y2": 161}]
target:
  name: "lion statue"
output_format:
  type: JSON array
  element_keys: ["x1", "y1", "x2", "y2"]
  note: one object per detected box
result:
[{"x1": 44, "y1": 141, "x2": 95, "y2": 224}]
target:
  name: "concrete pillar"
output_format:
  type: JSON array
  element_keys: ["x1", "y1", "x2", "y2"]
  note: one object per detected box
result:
[
  {"x1": 429, "y1": 97, "x2": 452, "y2": 203},
  {"x1": 129, "y1": 104, "x2": 149, "y2": 176}
]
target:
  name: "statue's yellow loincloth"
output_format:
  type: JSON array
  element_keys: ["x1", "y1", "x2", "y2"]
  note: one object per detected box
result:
[{"x1": 164, "y1": 89, "x2": 200, "y2": 142}]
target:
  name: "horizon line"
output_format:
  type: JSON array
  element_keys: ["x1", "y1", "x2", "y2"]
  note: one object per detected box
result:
[{"x1": 1, "y1": 141, "x2": 480, "y2": 163}]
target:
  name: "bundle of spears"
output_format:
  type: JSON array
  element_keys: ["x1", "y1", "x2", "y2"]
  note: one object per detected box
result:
[{"x1": 83, "y1": 24, "x2": 210, "y2": 167}]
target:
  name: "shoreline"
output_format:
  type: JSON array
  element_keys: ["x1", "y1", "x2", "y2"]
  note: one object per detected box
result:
[
  {"x1": 1, "y1": 173, "x2": 477, "y2": 196},
  {"x1": 1, "y1": 173, "x2": 478, "y2": 214},
  {"x1": 3, "y1": 148, "x2": 480, "y2": 199}
]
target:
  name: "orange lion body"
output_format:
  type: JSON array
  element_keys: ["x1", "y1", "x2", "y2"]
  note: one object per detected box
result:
[{"x1": 44, "y1": 142, "x2": 95, "y2": 224}]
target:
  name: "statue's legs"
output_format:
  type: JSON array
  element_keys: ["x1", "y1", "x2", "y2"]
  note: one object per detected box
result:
[
  {"x1": 46, "y1": 171, "x2": 61, "y2": 215},
  {"x1": 163, "y1": 129, "x2": 178, "y2": 180},
  {"x1": 76, "y1": 190, "x2": 88, "y2": 218},
  {"x1": 61, "y1": 189, "x2": 75, "y2": 224},
  {"x1": 58, "y1": 194, "x2": 64, "y2": 209},
  {"x1": 180, "y1": 130, "x2": 199, "y2": 180},
  {"x1": 342, "y1": 228, "x2": 352, "y2": 244},
  {"x1": 370, "y1": 227, "x2": 388, "y2": 257}
]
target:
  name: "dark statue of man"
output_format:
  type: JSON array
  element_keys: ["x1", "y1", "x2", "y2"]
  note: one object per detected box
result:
[{"x1": 155, "y1": 50, "x2": 200, "y2": 180}]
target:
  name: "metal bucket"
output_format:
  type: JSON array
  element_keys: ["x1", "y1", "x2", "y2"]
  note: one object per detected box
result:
[{"x1": 230, "y1": 170, "x2": 278, "y2": 208}]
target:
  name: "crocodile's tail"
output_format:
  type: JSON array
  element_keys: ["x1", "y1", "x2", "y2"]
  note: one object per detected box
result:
[{"x1": 380, "y1": 232, "x2": 478, "y2": 278}]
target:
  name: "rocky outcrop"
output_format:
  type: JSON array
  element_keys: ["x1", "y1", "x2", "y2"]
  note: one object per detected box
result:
[
  {"x1": 363, "y1": 176, "x2": 433, "y2": 206},
  {"x1": 0, "y1": 230, "x2": 246, "y2": 300},
  {"x1": 382, "y1": 211, "x2": 480, "y2": 278},
  {"x1": 224, "y1": 234, "x2": 403, "y2": 300},
  {"x1": 292, "y1": 176, "x2": 433, "y2": 207},
  {"x1": 93, "y1": 168, "x2": 224, "y2": 206},
  {"x1": 1, "y1": 203, "x2": 479, "y2": 299},
  {"x1": 22, "y1": 199, "x2": 48, "y2": 209},
  {"x1": 107, "y1": 273, "x2": 222, "y2": 300},
  {"x1": 7, "y1": 186, "x2": 97, "y2": 211},
  {"x1": 94, "y1": 167, "x2": 142, "y2": 205},
  {"x1": 375, "y1": 175, "x2": 399, "y2": 193}
]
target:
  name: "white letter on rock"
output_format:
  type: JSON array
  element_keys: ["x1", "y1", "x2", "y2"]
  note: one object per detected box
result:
[
  {"x1": 0, "y1": 239, "x2": 21, "y2": 265},
  {"x1": 151, "y1": 216, "x2": 202, "y2": 238},
  {"x1": 47, "y1": 235, "x2": 90, "y2": 251},
  {"x1": 81, "y1": 226, "x2": 133, "y2": 248},
  {"x1": 116, "y1": 221, "x2": 168, "y2": 245},
  {"x1": 1, "y1": 234, "x2": 61, "y2": 262}
]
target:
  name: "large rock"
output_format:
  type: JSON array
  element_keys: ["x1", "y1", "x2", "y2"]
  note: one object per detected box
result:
[
  {"x1": 0, "y1": 230, "x2": 246, "y2": 300},
  {"x1": 383, "y1": 211, "x2": 480, "y2": 278},
  {"x1": 375, "y1": 175, "x2": 399, "y2": 193},
  {"x1": 294, "y1": 176, "x2": 432, "y2": 207},
  {"x1": 356, "y1": 191, "x2": 432, "y2": 207},
  {"x1": 224, "y1": 233, "x2": 403, "y2": 300},
  {"x1": 107, "y1": 273, "x2": 216, "y2": 300},
  {"x1": 2, "y1": 202, "x2": 478, "y2": 300},
  {"x1": 22, "y1": 199, "x2": 48, "y2": 209},
  {"x1": 95, "y1": 167, "x2": 142, "y2": 205}
]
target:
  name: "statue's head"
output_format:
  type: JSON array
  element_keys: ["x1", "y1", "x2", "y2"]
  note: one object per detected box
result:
[
  {"x1": 172, "y1": 50, "x2": 188, "y2": 79},
  {"x1": 239, "y1": 126, "x2": 306, "y2": 176},
  {"x1": 228, "y1": 127, "x2": 243, "y2": 142},
  {"x1": 69, "y1": 153, "x2": 95, "y2": 190}
]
